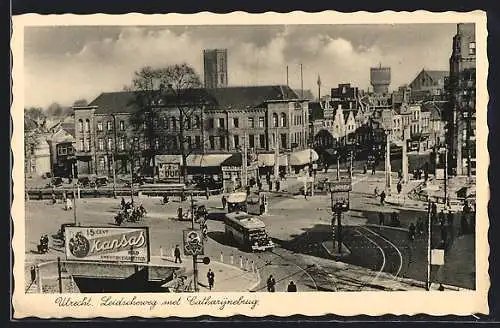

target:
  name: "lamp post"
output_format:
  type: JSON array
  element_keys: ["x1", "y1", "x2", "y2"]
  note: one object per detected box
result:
[
  {"x1": 110, "y1": 114, "x2": 118, "y2": 199},
  {"x1": 385, "y1": 130, "x2": 392, "y2": 195}
]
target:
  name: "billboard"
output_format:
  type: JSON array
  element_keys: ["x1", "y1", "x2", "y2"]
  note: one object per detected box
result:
[
  {"x1": 158, "y1": 163, "x2": 181, "y2": 181},
  {"x1": 65, "y1": 226, "x2": 150, "y2": 263}
]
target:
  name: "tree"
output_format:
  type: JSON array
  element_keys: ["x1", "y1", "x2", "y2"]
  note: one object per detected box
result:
[
  {"x1": 157, "y1": 63, "x2": 203, "y2": 182},
  {"x1": 126, "y1": 66, "x2": 165, "y2": 182},
  {"x1": 46, "y1": 102, "x2": 63, "y2": 117}
]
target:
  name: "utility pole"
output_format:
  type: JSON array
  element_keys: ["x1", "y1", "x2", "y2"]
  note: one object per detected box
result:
[
  {"x1": 111, "y1": 114, "x2": 118, "y2": 199},
  {"x1": 242, "y1": 129, "x2": 248, "y2": 188},
  {"x1": 274, "y1": 127, "x2": 279, "y2": 180},
  {"x1": 72, "y1": 163, "x2": 77, "y2": 225},
  {"x1": 336, "y1": 156, "x2": 340, "y2": 181},
  {"x1": 385, "y1": 130, "x2": 392, "y2": 195},
  {"x1": 190, "y1": 193, "x2": 199, "y2": 292},
  {"x1": 349, "y1": 150, "x2": 353, "y2": 180},
  {"x1": 426, "y1": 198, "x2": 432, "y2": 291},
  {"x1": 444, "y1": 146, "x2": 448, "y2": 207}
]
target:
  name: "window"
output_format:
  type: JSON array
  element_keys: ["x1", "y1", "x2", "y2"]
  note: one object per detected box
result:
[
  {"x1": 143, "y1": 122, "x2": 147, "y2": 130},
  {"x1": 259, "y1": 117, "x2": 265, "y2": 128},
  {"x1": 469, "y1": 42, "x2": 476, "y2": 55},
  {"x1": 186, "y1": 136, "x2": 192, "y2": 150},
  {"x1": 119, "y1": 121, "x2": 125, "y2": 131},
  {"x1": 248, "y1": 117, "x2": 254, "y2": 128},
  {"x1": 153, "y1": 119, "x2": 159, "y2": 129},
  {"x1": 187, "y1": 118, "x2": 192, "y2": 130},
  {"x1": 107, "y1": 138, "x2": 113, "y2": 150},
  {"x1": 342, "y1": 86, "x2": 347, "y2": 94},
  {"x1": 154, "y1": 137, "x2": 160, "y2": 150},
  {"x1": 195, "y1": 136, "x2": 201, "y2": 149},
  {"x1": 119, "y1": 137, "x2": 126, "y2": 151},
  {"x1": 272, "y1": 113, "x2": 278, "y2": 127},
  {"x1": 220, "y1": 74, "x2": 224, "y2": 84},
  {"x1": 249, "y1": 134, "x2": 255, "y2": 148},
  {"x1": 280, "y1": 113, "x2": 287, "y2": 127},
  {"x1": 172, "y1": 117, "x2": 177, "y2": 129},
  {"x1": 85, "y1": 119, "x2": 90, "y2": 132},
  {"x1": 218, "y1": 118, "x2": 225, "y2": 128},
  {"x1": 85, "y1": 138, "x2": 91, "y2": 152},
  {"x1": 78, "y1": 120, "x2": 83, "y2": 132},
  {"x1": 259, "y1": 134, "x2": 265, "y2": 149},
  {"x1": 98, "y1": 157, "x2": 106, "y2": 171},
  {"x1": 194, "y1": 116, "x2": 200, "y2": 129},
  {"x1": 281, "y1": 134, "x2": 287, "y2": 149},
  {"x1": 209, "y1": 136, "x2": 215, "y2": 149},
  {"x1": 233, "y1": 118, "x2": 239, "y2": 128},
  {"x1": 97, "y1": 121, "x2": 103, "y2": 131},
  {"x1": 220, "y1": 136, "x2": 226, "y2": 149},
  {"x1": 107, "y1": 121, "x2": 113, "y2": 131},
  {"x1": 234, "y1": 135, "x2": 240, "y2": 148},
  {"x1": 98, "y1": 138, "x2": 104, "y2": 151},
  {"x1": 208, "y1": 118, "x2": 214, "y2": 129}
]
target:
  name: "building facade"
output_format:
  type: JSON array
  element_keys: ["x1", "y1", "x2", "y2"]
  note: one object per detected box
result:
[
  {"x1": 73, "y1": 85, "x2": 311, "y2": 177},
  {"x1": 370, "y1": 65, "x2": 391, "y2": 96},
  {"x1": 203, "y1": 49, "x2": 228, "y2": 89},
  {"x1": 409, "y1": 69, "x2": 448, "y2": 102}
]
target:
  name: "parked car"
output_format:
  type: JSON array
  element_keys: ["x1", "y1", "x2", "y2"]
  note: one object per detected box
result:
[
  {"x1": 50, "y1": 177, "x2": 63, "y2": 187},
  {"x1": 95, "y1": 176, "x2": 108, "y2": 187},
  {"x1": 78, "y1": 177, "x2": 91, "y2": 187}
]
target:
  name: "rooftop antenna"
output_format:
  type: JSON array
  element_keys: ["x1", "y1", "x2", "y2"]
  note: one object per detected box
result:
[
  {"x1": 300, "y1": 63, "x2": 304, "y2": 98},
  {"x1": 286, "y1": 65, "x2": 289, "y2": 86}
]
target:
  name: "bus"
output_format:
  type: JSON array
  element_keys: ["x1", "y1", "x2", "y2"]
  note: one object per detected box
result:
[
  {"x1": 227, "y1": 192, "x2": 267, "y2": 216},
  {"x1": 224, "y1": 211, "x2": 274, "y2": 252}
]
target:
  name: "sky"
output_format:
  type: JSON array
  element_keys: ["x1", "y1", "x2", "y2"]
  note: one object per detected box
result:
[{"x1": 24, "y1": 24, "x2": 458, "y2": 109}]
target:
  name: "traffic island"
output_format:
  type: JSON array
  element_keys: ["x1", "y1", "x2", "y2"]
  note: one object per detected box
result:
[{"x1": 321, "y1": 240, "x2": 351, "y2": 259}]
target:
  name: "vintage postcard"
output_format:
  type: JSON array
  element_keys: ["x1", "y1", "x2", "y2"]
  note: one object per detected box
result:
[{"x1": 11, "y1": 11, "x2": 489, "y2": 318}]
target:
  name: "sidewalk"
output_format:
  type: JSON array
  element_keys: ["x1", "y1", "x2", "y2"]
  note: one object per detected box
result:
[{"x1": 158, "y1": 256, "x2": 260, "y2": 292}]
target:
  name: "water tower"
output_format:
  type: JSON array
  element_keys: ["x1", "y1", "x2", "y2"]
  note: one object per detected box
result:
[{"x1": 370, "y1": 64, "x2": 391, "y2": 95}]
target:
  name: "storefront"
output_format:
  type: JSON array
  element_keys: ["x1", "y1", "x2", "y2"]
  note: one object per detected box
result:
[
  {"x1": 289, "y1": 148, "x2": 319, "y2": 173},
  {"x1": 185, "y1": 153, "x2": 233, "y2": 178},
  {"x1": 256, "y1": 153, "x2": 288, "y2": 177},
  {"x1": 221, "y1": 153, "x2": 259, "y2": 193}
]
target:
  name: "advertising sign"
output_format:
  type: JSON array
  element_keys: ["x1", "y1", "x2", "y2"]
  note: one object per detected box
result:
[
  {"x1": 159, "y1": 163, "x2": 181, "y2": 181},
  {"x1": 327, "y1": 180, "x2": 352, "y2": 192},
  {"x1": 183, "y1": 229, "x2": 204, "y2": 256},
  {"x1": 64, "y1": 226, "x2": 150, "y2": 263},
  {"x1": 431, "y1": 249, "x2": 445, "y2": 265},
  {"x1": 331, "y1": 191, "x2": 350, "y2": 211},
  {"x1": 435, "y1": 169, "x2": 445, "y2": 180}
]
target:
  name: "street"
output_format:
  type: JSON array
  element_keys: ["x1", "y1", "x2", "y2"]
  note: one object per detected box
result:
[{"x1": 24, "y1": 169, "x2": 475, "y2": 292}]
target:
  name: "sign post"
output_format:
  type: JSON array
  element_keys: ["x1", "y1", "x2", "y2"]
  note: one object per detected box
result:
[
  {"x1": 183, "y1": 227, "x2": 204, "y2": 292},
  {"x1": 327, "y1": 179, "x2": 352, "y2": 254}
]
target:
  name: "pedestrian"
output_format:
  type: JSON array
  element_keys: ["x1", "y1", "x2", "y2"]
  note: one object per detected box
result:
[
  {"x1": 372, "y1": 164, "x2": 376, "y2": 175},
  {"x1": 287, "y1": 281, "x2": 297, "y2": 292},
  {"x1": 205, "y1": 187, "x2": 210, "y2": 200},
  {"x1": 163, "y1": 194, "x2": 169, "y2": 205},
  {"x1": 276, "y1": 180, "x2": 280, "y2": 192},
  {"x1": 447, "y1": 211, "x2": 454, "y2": 226},
  {"x1": 374, "y1": 186, "x2": 379, "y2": 198},
  {"x1": 269, "y1": 180, "x2": 273, "y2": 192},
  {"x1": 207, "y1": 268, "x2": 215, "y2": 290},
  {"x1": 266, "y1": 275, "x2": 276, "y2": 292},
  {"x1": 174, "y1": 245, "x2": 182, "y2": 263},
  {"x1": 30, "y1": 265, "x2": 36, "y2": 283},
  {"x1": 121, "y1": 197, "x2": 126, "y2": 209},
  {"x1": 408, "y1": 223, "x2": 416, "y2": 241},
  {"x1": 221, "y1": 195, "x2": 227, "y2": 209},
  {"x1": 438, "y1": 210, "x2": 445, "y2": 225},
  {"x1": 246, "y1": 185, "x2": 251, "y2": 196},
  {"x1": 380, "y1": 190, "x2": 386, "y2": 205},
  {"x1": 417, "y1": 217, "x2": 424, "y2": 235},
  {"x1": 378, "y1": 212, "x2": 385, "y2": 226},
  {"x1": 257, "y1": 180, "x2": 262, "y2": 192},
  {"x1": 51, "y1": 192, "x2": 57, "y2": 205},
  {"x1": 397, "y1": 181, "x2": 402, "y2": 194},
  {"x1": 431, "y1": 202, "x2": 437, "y2": 223},
  {"x1": 363, "y1": 164, "x2": 367, "y2": 174}
]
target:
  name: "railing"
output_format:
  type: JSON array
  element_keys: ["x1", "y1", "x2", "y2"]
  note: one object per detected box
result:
[{"x1": 26, "y1": 186, "x2": 224, "y2": 200}]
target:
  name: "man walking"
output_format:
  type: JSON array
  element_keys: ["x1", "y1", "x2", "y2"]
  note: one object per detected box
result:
[
  {"x1": 397, "y1": 181, "x2": 402, "y2": 194},
  {"x1": 266, "y1": 275, "x2": 276, "y2": 292},
  {"x1": 380, "y1": 190, "x2": 386, "y2": 205},
  {"x1": 207, "y1": 268, "x2": 215, "y2": 290},
  {"x1": 174, "y1": 245, "x2": 182, "y2": 263},
  {"x1": 221, "y1": 195, "x2": 227, "y2": 209}
]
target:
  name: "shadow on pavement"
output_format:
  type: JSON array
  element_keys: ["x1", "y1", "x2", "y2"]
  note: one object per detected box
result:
[
  {"x1": 207, "y1": 212, "x2": 226, "y2": 221},
  {"x1": 207, "y1": 231, "x2": 241, "y2": 249}
]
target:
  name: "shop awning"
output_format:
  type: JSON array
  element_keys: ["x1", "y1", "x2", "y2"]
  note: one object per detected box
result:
[
  {"x1": 155, "y1": 154, "x2": 183, "y2": 166},
  {"x1": 289, "y1": 149, "x2": 319, "y2": 166},
  {"x1": 221, "y1": 153, "x2": 243, "y2": 167},
  {"x1": 257, "y1": 153, "x2": 288, "y2": 167},
  {"x1": 186, "y1": 154, "x2": 232, "y2": 167}
]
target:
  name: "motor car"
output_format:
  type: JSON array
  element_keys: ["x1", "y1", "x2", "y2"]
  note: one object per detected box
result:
[
  {"x1": 78, "y1": 177, "x2": 91, "y2": 187},
  {"x1": 95, "y1": 176, "x2": 108, "y2": 187},
  {"x1": 50, "y1": 177, "x2": 63, "y2": 187}
]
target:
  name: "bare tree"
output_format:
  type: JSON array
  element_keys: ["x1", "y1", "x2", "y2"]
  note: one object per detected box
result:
[
  {"x1": 126, "y1": 67, "x2": 165, "y2": 183},
  {"x1": 158, "y1": 63, "x2": 204, "y2": 182}
]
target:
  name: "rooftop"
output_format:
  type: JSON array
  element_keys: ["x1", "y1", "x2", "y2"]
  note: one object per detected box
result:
[{"x1": 87, "y1": 85, "x2": 301, "y2": 115}]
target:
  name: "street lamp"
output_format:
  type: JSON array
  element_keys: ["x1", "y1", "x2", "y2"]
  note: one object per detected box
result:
[{"x1": 384, "y1": 129, "x2": 392, "y2": 195}]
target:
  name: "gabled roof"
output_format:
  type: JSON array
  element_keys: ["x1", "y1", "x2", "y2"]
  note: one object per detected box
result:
[
  {"x1": 293, "y1": 89, "x2": 314, "y2": 100},
  {"x1": 410, "y1": 69, "x2": 448, "y2": 87},
  {"x1": 88, "y1": 85, "x2": 301, "y2": 115}
]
